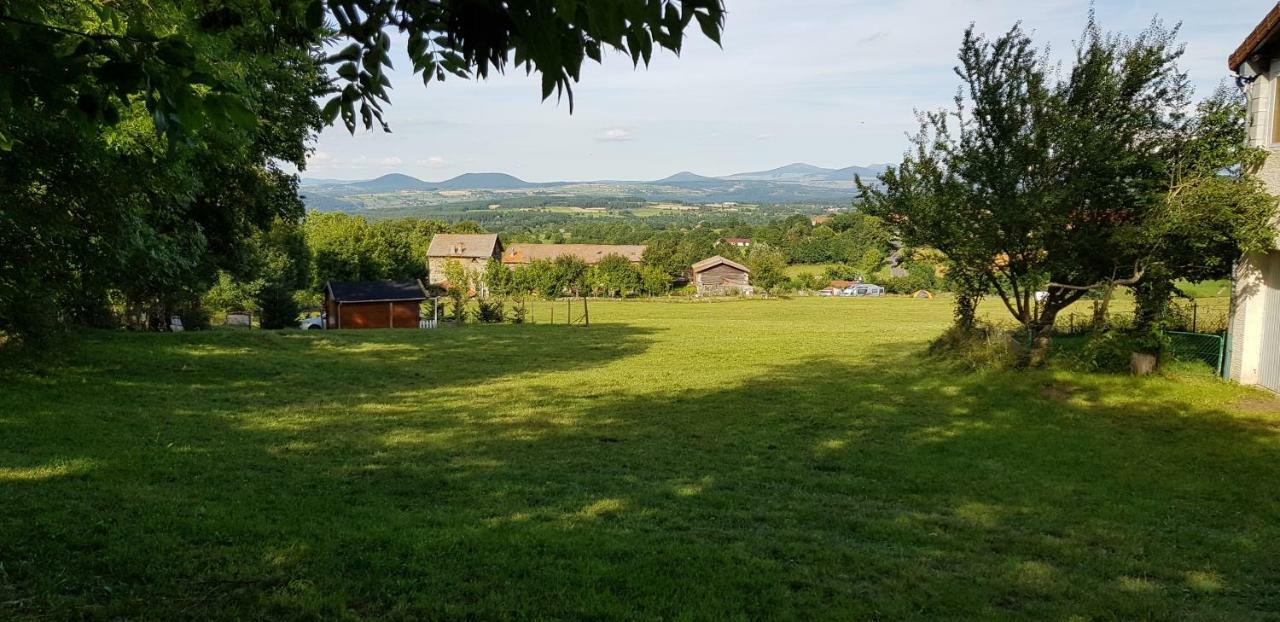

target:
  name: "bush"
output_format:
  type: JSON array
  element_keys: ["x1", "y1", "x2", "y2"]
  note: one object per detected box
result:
[
  {"x1": 508, "y1": 299, "x2": 528, "y2": 324},
  {"x1": 450, "y1": 298, "x2": 469, "y2": 324},
  {"x1": 1071, "y1": 328, "x2": 1169, "y2": 372},
  {"x1": 476, "y1": 299, "x2": 505, "y2": 323},
  {"x1": 178, "y1": 306, "x2": 211, "y2": 331},
  {"x1": 257, "y1": 285, "x2": 301, "y2": 329},
  {"x1": 927, "y1": 323, "x2": 1021, "y2": 370},
  {"x1": 1073, "y1": 330, "x2": 1140, "y2": 372}
]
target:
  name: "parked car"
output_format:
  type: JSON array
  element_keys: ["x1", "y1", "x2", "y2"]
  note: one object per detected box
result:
[
  {"x1": 299, "y1": 314, "x2": 325, "y2": 330},
  {"x1": 843, "y1": 284, "x2": 885, "y2": 297}
]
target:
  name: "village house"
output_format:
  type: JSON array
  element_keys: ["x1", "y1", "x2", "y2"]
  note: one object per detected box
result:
[
  {"x1": 1228, "y1": 4, "x2": 1280, "y2": 392},
  {"x1": 501, "y1": 243, "x2": 647, "y2": 266},
  {"x1": 425, "y1": 234, "x2": 502, "y2": 287},
  {"x1": 719, "y1": 237, "x2": 752, "y2": 248},
  {"x1": 323, "y1": 280, "x2": 428, "y2": 329},
  {"x1": 692, "y1": 255, "x2": 752, "y2": 296}
]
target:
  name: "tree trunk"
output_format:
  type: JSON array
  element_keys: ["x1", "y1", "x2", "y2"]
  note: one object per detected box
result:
[
  {"x1": 952, "y1": 276, "x2": 982, "y2": 332},
  {"x1": 1130, "y1": 352, "x2": 1158, "y2": 376},
  {"x1": 1026, "y1": 308, "x2": 1061, "y2": 367},
  {"x1": 1133, "y1": 266, "x2": 1173, "y2": 332}
]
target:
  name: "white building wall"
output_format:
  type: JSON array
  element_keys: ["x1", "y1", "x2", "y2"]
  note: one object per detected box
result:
[{"x1": 1230, "y1": 57, "x2": 1280, "y2": 388}]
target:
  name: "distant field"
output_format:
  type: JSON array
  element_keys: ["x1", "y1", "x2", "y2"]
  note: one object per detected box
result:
[
  {"x1": 784, "y1": 263, "x2": 842, "y2": 277},
  {"x1": 3, "y1": 298, "x2": 1278, "y2": 619}
]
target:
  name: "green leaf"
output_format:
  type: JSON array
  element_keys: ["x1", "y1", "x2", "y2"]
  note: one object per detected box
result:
[
  {"x1": 336, "y1": 61, "x2": 358, "y2": 81},
  {"x1": 218, "y1": 94, "x2": 258, "y2": 129},
  {"x1": 321, "y1": 96, "x2": 342, "y2": 124},
  {"x1": 694, "y1": 10, "x2": 723, "y2": 46},
  {"x1": 305, "y1": 0, "x2": 326, "y2": 30},
  {"x1": 541, "y1": 71, "x2": 556, "y2": 100},
  {"x1": 326, "y1": 44, "x2": 361, "y2": 64}
]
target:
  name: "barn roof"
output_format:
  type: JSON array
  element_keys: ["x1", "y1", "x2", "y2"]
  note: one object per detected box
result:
[
  {"x1": 692, "y1": 255, "x2": 750, "y2": 273},
  {"x1": 326, "y1": 280, "x2": 427, "y2": 303},
  {"x1": 426, "y1": 234, "x2": 501, "y2": 259},
  {"x1": 1230, "y1": 3, "x2": 1280, "y2": 71},
  {"x1": 501, "y1": 243, "x2": 647, "y2": 265}
]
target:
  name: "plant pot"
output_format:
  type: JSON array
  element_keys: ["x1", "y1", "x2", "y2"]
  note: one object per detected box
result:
[{"x1": 1130, "y1": 352, "x2": 1158, "y2": 376}]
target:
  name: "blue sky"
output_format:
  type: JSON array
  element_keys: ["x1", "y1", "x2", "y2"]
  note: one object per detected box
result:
[{"x1": 300, "y1": 0, "x2": 1267, "y2": 182}]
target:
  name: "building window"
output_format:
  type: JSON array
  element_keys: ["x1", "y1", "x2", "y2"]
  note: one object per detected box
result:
[{"x1": 1273, "y1": 79, "x2": 1280, "y2": 144}]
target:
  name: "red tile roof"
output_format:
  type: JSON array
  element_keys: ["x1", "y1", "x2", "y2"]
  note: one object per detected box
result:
[{"x1": 501, "y1": 244, "x2": 646, "y2": 265}]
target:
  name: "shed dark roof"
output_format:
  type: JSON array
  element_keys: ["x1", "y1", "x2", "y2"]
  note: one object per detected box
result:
[{"x1": 326, "y1": 280, "x2": 427, "y2": 303}]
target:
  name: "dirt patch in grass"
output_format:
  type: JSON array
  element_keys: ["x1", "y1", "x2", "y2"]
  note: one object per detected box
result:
[
  {"x1": 1039, "y1": 382, "x2": 1079, "y2": 402},
  {"x1": 1235, "y1": 394, "x2": 1280, "y2": 415}
]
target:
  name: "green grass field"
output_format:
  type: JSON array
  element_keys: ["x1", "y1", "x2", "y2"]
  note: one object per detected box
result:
[{"x1": 3, "y1": 298, "x2": 1279, "y2": 619}]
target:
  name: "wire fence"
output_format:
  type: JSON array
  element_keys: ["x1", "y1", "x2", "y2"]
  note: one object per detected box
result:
[
  {"x1": 1052, "y1": 300, "x2": 1229, "y2": 337},
  {"x1": 1048, "y1": 300, "x2": 1229, "y2": 375},
  {"x1": 1164, "y1": 331, "x2": 1227, "y2": 375}
]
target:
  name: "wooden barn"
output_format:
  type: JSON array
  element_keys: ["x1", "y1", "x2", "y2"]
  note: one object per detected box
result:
[
  {"x1": 324, "y1": 280, "x2": 428, "y2": 329},
  {"x1": 692, "y1": 256, "x2": 753, "y2": 296}
]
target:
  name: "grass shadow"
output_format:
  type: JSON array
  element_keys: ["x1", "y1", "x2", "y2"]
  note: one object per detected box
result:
[{"x1": 2, "y1": 332, "x2": 1279, "y2": 619}]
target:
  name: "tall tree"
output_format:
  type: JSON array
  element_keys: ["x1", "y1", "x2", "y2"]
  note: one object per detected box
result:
[{"x1": 859, "y1": 16, "x2": 1193, "y2": 363}]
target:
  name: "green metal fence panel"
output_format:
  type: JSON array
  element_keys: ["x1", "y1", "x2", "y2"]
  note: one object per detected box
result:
[{"x1": 1165, "y1": 331, "x2": 1225, "y2": 376}]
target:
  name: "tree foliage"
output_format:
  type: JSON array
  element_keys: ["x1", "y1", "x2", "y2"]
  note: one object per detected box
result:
[
  {"x1": 1128, "y1": 87, "x2": 1278, "y2": 328},
  {"x1": 0, "y1": 0, "x2": 724, "y2": 345},
  {"x1": 589, "y1": 255, "x2": 641, "y2": 297},
  {"x1": 0, "y1": 2, "x2": 324, "y2": 342},
  {"x1": 304, "y1": 213, "x2": 445, "y2": 287},
  {"x1": 858, "y1": 15, "x2": 1231, "y2": 361},
  {"x1": 742, "y1": 244, "x2": 788, "y2": 293}
]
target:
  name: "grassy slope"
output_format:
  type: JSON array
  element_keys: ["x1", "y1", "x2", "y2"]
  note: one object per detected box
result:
[{"x1": 2, "y1": 298, "x2": 1279, "y2": 620}]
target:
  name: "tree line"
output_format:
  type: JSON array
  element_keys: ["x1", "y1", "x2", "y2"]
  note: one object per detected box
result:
[{"x1": 197, "y1": 209, "x2": 918, "y2": 327}]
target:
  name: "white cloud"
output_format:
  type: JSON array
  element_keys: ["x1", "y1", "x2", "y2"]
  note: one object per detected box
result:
[
  {"x1": 416, "y1": 156, "x2": 448, "y2": 168},
  {"x1": 596, "y1": 128, "x2": 633, "y2": 142},
  {"x1": 379, "y1": 156, "x2": 403, "y2": 166}
]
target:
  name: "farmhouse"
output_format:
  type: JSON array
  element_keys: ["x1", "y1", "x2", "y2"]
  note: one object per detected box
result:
[
  {"x1": 501, "y1": 244, "x2": 647, "y2": 266},
  {"x1": 324, "y1": 280, "x2": 427, "y2": 329},
  {"x1": 719, "y1": 237, "x2": 752, "y2": 248},
  {"x1": 426, "y1": 234, "x2": 502, "y2": 287},
  {"x1": 1228, "y1": 5, "x2": 1280, "y2": 391},
  {"x1": 692, "y1": 255, "x2": 752, "y2": 296}
]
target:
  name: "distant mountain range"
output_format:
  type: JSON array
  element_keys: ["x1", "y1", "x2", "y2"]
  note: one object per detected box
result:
[
  {"x1": 298, "y1": 162, "x2": 890, "y2": 211},
  {"x1": 721, "y1": 162, "x2": 889, "y2": 183},
  {"x1": 301, "y1": 162, "x2": 890, "y2": 192}
]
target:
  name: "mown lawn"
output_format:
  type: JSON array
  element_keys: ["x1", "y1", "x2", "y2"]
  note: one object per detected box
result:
[{"x1": 2, "y1": 297, "x2": 1279, "y2": 619}]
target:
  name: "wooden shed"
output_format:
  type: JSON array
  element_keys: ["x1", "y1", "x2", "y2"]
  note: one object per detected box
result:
[
  {"x1": 324, "y1": 281, "x2": 428, "y2": 329},
  {"x1": 692, "y1": 256, "x2": 753, "y2": 296}
]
